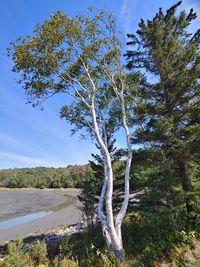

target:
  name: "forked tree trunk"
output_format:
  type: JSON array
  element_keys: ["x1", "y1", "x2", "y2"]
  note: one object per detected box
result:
[
  {"x1": 177, "y1": 159, "x2": 195, "y2": 213},
  {"x1": 90, "y1": 89, "x2": 132, "y2": 262},
  {"x1": 90, "y1": 98, "x2": 130, "y2": 262}
]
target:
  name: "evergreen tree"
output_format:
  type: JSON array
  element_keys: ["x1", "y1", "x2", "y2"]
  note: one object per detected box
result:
[
  {"x1": 125, "y1": 1, "x2": 200, "y2": 212},
  {"x1": 79, "y1": 124, "x2": 125, "y2": 230}
]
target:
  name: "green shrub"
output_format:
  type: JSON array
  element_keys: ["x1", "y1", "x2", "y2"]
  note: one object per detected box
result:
[
  {"x1": 53, "y1": 256, "x2": 78, "y2": 267},
  {"x1": 59, "y1": 230, "x2": 118, "y2": 267},
  {"x1": 2, "y1": 238, "x2": 33, "y2": 267},
  {"x1": 30, "y1": 240, "x2": 48, "y2": 265}
]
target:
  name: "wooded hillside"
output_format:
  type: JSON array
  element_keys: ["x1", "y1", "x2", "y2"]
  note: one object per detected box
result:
[{"x1": 0, "y1": 165, "x2": 91, "y2": 188}]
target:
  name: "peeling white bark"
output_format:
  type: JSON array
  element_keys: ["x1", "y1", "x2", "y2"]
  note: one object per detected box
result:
[
  {"x1": 98, "y1": 161, "x2": 112, "y2": 249},
  {"x1": 90, "y1": 97, "x2": 123, "y2": 254},
  {"x1": 115, "y1": 92, "x2": 132, "y2": 243}
]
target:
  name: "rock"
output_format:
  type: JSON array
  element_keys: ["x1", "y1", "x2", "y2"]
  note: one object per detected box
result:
[
  {"x1": 24, "y1": 243, "x2": 32, "y2": 252},
  {"x1": 43, "y1": 234, "x2": 63, "y2": 244}
]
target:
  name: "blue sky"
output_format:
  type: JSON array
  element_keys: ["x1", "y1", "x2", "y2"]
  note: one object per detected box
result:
[{"x1": 0, "y1": 0, "x2": 199, "y2": 169}]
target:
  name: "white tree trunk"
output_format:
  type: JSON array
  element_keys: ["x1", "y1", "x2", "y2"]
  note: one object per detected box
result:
[
  {"x1": 115, "y1": 93, "x2": 132, "y2": 243},
  {"x1": 90, "y1": 99, "x2": 124, "y2": 256},
  {"x1": 98, "y1": 161, "x2": 112, "y2": 249}
]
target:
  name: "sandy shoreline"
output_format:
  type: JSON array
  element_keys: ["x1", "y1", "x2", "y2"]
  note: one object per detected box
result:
[{"x1": 0, "y1": 188, "x2": 82, "y2": 245}]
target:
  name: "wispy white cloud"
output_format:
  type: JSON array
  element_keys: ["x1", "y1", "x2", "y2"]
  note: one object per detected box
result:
[
  {"x1": 0, "y1": 83, "x2": 96, "y2": 168},
  {"x1": 0, "y1": 133, "x2": 44, "y2": 155},
  {"x1": 119, "y1": 0, "x2": 139, "y2": 38},
  {"x1": 189, "y1": 0, "x2": 200, "y2": 8},
  {"x1": 0, "y1": 84, "x2": 68, "y2": 141},
  {"x1": 0, "y1": 133, "x2": 25, "y2": 149},
  {"x1": 119, "y1": 0, "x2": 200, "y2": 36},
  {"x1": 0, "y1": 151, "x2": 66, "y2": 167}
]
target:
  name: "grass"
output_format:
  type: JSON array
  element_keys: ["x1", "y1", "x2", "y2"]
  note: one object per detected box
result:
[{"x1": 48, "y1": 195, "x2": 77, "y2": 212}]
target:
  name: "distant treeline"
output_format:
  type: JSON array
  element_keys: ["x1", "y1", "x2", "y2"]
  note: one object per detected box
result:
[{"x1": 0, "y1": 165, "x2": 91, "y2": 188}]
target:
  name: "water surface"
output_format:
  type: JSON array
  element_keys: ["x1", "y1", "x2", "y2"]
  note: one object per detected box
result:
[
  {"x1": 0, "y1": 211, "x2": 52, "y2": 230},
  {"x1": 0, "y1": 189, "x2": 68, "y2": 222}
]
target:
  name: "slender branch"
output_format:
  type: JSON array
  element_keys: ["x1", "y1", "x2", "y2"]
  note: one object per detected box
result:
[
  {"x1": 34, "y1": 90, "x2": 65, "y2": 106},
  {"x1": 51, "y1": 67, "x2": 91, "y2": 108}
]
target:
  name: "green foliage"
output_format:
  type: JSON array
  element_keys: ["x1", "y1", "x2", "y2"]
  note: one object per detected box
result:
[
  {"x1": 53, "y1": 257, "x2": 78, "y2": 267},
  {"x1": 0, "y1": 165, "x2": 91, "y2": 189},
  {"x1": 1, "y1": 238, "x2": 48, "y2": 267},
  {"x1": 30, "y1": 240, "x2": 48, "y2": 265},
  {"x1": 126, "y1": 145, "x2": 200, "y2": 266},
  {"x1": 121, "y1": 210, "x2": 200, "y2": 266},
  {"x1": 3, "y1": 2, "x2": 200, "y2": 266},
  {"x1": 1, "y1": 238, "x2": 32, "y2": 267},
  {"x1": 126, "y1": 2, "x2": 200, "y2": 159},
  {"x1": 126, "y1": 1, "x2": 200, "y2": 214},
  {"x1": 59, "y1": 229, "x2": 119, "y2": 267},
  {"x1": 79, "y1": 128, "x2": 126, "y2": 229},
  {"x1": 1, "y1": 214, "x2": 200, "y2": 267},
  {"x1": 126, "y1": 2, "x2": 200, "y2": 161},
  {"x1": 8, "y1": 9, "x2": 128, "y2": 140},
  {"x1": 78, "y1": 174, "x2": 98, "y2": 228}
]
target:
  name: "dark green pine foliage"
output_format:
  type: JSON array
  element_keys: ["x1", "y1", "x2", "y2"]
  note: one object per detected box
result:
[
  {"x1": 125, "y1": 1, "x2": 200, "y2": 213},
  {"x1": 79, "y1": 125, "x2": 125, "y2": 229},
  {"x1": 130, "y1": 147, "x2": 185, "y2": 215},
  {"x1": 78, "y1": 149, "x2": 104, "y2": 230}
]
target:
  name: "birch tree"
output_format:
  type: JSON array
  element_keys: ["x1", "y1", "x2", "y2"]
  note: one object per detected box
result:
[{"x1": 8, "y1": 10, "x2": 139, "y2": 261}]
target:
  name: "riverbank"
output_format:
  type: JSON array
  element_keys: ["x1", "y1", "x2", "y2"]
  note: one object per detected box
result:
[
  {"x1": 0, "y1": 188, "x2": 82, "y2": 245},
  {"x1": 0, "y1": 188, "x2": 80, "y2": 221}
]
